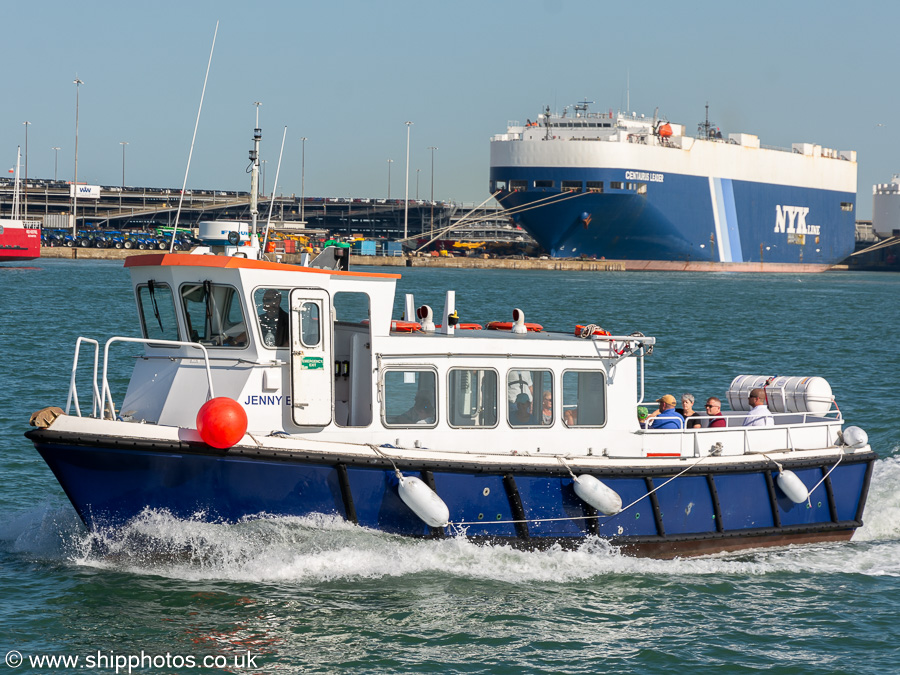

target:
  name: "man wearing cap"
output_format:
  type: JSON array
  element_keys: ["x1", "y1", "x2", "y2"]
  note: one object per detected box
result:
[
  {"x1": 646, "y1": 394, "x2": 685, "y2": 430},
  {"x1": 511, "y1": 392, "x2": 533, "y2": 425}
]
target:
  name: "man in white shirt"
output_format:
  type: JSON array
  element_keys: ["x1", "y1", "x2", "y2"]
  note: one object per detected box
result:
[{"x1": 742, "y1": 388, "x2": 775, "y2": 426}]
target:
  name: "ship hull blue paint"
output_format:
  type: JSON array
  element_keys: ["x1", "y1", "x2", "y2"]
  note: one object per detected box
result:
[
  {"x1": 491, "y1": 166, "x2": 856, "y2": 264},
  {"x1": 34, "y1": 442, "x2": 870, "y2": 550}
]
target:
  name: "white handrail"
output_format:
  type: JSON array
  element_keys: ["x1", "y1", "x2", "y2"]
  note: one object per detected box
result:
[
  {"x1": 96, "y1": 337, "x2": 215, "y2": 420},
  {"x1": 66, "y1": 337, "x2": 101, "y2": 417}
]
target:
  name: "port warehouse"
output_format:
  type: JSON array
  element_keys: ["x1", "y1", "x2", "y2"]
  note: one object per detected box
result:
[{"x1": 0, "y1": 177, "x2": 529, "y2": 249}]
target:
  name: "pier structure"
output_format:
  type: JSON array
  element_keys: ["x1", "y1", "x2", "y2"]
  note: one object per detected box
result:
[{"x1": 0, "y1": 177, "x2": 532, "y2": 247}]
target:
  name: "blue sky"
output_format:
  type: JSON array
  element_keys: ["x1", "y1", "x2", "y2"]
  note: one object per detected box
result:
[{"x1": 2, "y1": 0, "x2": 895, "y2": 217}]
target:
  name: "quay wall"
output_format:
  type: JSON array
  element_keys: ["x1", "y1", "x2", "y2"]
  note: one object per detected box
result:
[{"x1": 38, "y1": 247, "x2": 840, "y2": 273}]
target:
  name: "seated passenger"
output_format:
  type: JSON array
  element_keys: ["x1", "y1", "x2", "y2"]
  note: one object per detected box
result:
[
  {"x1": 677, "y1": 393, "x2": 702, "y2": 429},
  {"x1": 396, "y1": 392, "x2": 435, "y2": 425},
  {"x1": 705, "y1": 397, "x2": 727, "y2": 428},
  {"x1": 742, "y1": 388, "x2": 774, "y2": 427},
  {"x1": 646, "y1": 394, "x2": 684, "y2": 429},
  {"x1": 540, "y1": 391, "x2": 553, "y2": 425},
  {"x1": 563, "y1": 408, "x2": 578, "y2": 427},
  {"x1": 511, "y1": 392, "x2": 533, "y2": 426},
  {"x1": 636, "y1": 406, "x2": 649, "y2": 429}
]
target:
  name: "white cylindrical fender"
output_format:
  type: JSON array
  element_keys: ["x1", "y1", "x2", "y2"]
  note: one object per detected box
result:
[
  {"x1": 842, "y1": 426, "x2": 869, "y2": 449},
  {"x1": 777, "y1": 470, "x2": 809, "y2": 504},
  {"x1": 573, "y1": 474, "x2": 622, "y2": 515},
  {"x1": 398, "y1": 475, "x2": 449, "y2": 528}
]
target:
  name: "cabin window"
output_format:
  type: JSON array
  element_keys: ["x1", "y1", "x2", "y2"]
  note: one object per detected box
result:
[
  {"x1": 333, "y1": 291, "x2": 370, "y2": 324},
  {"x1": 180, "y1": 282, "x2": 248, "y2": 348},
  {"x1": 383, "y1": 369, "x2": 437, "y2": 427},
  {"x1": 841, "y1": 202, "x2": 854, "y2": 212},
  {"x1": 137, "y1": 281, "x2": 179, "y2": 344},
  {"x1": 298, "y1": 301, "x2": 321, "y2": 348},
  {"x1": 510, "y1": 180, "x2": 527, "y2": 191},
  {"x1": 253, "y1": 288, "x2": 290, "y2": 348},
  {"x1": 561, "y1": 181, "x2": 582, "y2": 193},
  {"x1": 492, "y1": 180, "x2": 508, "y2": 192},
  {"x1": 448, "y1": 369, "x2": 498, "y2": 428},
  {"x1": 586, "y1": 181, "x2": 604, "y2": 193},
  {"x1": 610, "y1": 181, "x2": 623, "y2": 190},
  {"x1": 534, "y1": 180, "x2": 554, "y2": 189},
  {"x1": 561, "y1": 370, "x2": 606, "y2": 427},
  {"x1": 507, "y1": 369, "x2": 554, "y2": 427}
]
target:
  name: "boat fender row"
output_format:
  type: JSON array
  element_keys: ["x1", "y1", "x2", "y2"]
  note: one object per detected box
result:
[
  {"x1": 397, "y1": 474, "x2": 450, "y2": 528},
  {"x1": 573, "y1": 475, "x2": 622, "y2": 515},
  {"x1": 776, "y1": 470, "x2": 810, "y2": 504}
]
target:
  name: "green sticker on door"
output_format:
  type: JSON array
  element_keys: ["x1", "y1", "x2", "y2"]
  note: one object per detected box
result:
[{"x1": 300, "y1": 356, "x2": 324, "y2": 370}]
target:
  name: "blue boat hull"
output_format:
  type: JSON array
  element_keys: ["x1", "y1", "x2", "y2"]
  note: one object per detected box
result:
[
  {"x1": 490, "y1": 167, "x2": 856, "y2": 264},
  {"x1": 29, "y1": 430, "x2": 874, "y2": 556}
]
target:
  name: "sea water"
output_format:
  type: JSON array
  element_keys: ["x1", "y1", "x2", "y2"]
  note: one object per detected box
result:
[{"x1": 1, "y1": 259, "x2": 898, "y2": 674}]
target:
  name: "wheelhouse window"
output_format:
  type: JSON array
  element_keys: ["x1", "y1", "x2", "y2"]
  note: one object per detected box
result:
[
  {"x1": 181, "y1": 282, "x2": 248, "y2": 348},
  {"x1": 253, "y1": 288, "x2": 289, "y2": 348},
  {"x1": 448, "y1": 369, "x2": 498, "y2": 427},
  {"x1": 137, "y1": 281, "x2": 179, "y2": 343},
  {"x1": 383, "y1": 370, "x2": 437, "y2": 427},
  {"x1": 562, "y1": 370, "x2": 606, "y2": 427},
  {"x1": 507, "y1": 369, "x2": 553, "y2": 427}
]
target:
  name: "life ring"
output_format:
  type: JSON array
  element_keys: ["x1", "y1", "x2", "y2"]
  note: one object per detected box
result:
[
  {"x1": 487, "y1": 321, "x2": 543, "y2": 332},
  {"x1": 575, "y1": 324, "x2": 610, "y2": 337},
  {"x1": 390, "y1": 320, "x2": 421, "y2": 333},
  {"x1": 436, "y1": 323, "x2": 483, "y2": 330}
]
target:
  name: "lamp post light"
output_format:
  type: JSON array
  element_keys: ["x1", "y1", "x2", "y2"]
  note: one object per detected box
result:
[
  {"x1": 73, "y1": 77, "x2": 83, "y2": 237},
  {"x1": 52, "y1": 147, "x2": 60, "y2": 182},
  {"x1": 23, "y1": 121, "x2": 30, "y2": 218},
  {"x1": 387, "y1": 159, "x2": 393, "y2": 200},
  {"x1": 428, "y1": 146, "x2": 438, "y2": 238},
  {"x1": 403, "y1": 121, "x2": 412, "y2": 240},
  {"x1": 300, "y1": 136, "x2": 307, "y2": 224},
  {"x1": 119, "y1": 141, "x2": 128, "y2": 208}
]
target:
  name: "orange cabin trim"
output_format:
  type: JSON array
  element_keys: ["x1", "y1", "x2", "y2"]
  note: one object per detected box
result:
[{"x1": 124, "y1": 253, "x2": 402, "y2": 279}]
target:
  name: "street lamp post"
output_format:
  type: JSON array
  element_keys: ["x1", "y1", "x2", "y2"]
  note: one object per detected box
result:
[
  {"x1": 52, "y1": 147, "x2": 60, "y2": 182},
  {"x1": 387, "y1": 159, "x2": 393, "y2": 200},
  {"x1": 300, "y1": 136, "x2": 307, "y2": 224},
  {"x1": 428, "y1": 146, "x2": 438, "y2": 238},
  {"x1": 416, "y1": 168, "x2": 420, "y2": 200},
  {"x1": 23, "y1": 121, "x2": 30, "y2": 218},
  {"x1": 404, "y1": 121, "x2": 412, "y2": 240},
  {"x1": 72, "y1": 77, "x2": 83, "y2": 237},
  {"x1": 119, "y1": 141, "x2": 128, "y2": 209}
]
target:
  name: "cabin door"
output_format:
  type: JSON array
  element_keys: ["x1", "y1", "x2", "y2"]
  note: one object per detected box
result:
[{"x1": 289, "y1": 288, "x2": 332, "y2": 426}]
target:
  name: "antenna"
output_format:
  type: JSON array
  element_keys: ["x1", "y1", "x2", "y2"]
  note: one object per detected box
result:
[
  {"x1": 261, "y1": 126, "x2": 287, "y2": 255},
  {"x1": 170, "y1": 20, "x2": 218, "y2": 252}
]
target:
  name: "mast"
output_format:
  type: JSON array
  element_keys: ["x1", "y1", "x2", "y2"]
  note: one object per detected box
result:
[{"x1": 249, "y1": 102, "x2": 261, "y2": 237}]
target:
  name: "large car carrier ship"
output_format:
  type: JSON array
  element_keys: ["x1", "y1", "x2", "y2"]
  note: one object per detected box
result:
[{"x1": 489, "y1": 102, "x2": 857, "y2": 271}]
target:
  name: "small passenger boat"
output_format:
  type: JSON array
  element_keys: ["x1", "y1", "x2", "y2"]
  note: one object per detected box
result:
[{"x1": 25, "y1": 128, "x2": 876, "y2": 559}]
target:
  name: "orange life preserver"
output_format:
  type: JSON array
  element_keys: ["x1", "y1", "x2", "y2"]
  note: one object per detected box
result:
[
  {"x1": 487, "y1": 321, "x2": 543, "y2": 332},
  {"x1": 436, "y1": 323, "x2": 483, "y2": 330},
  {"x1": 390, "y1": 320, "x2": 421, "y2": 333},
  {"x1": 575, "y1": 324, "x2": 611, "y2": 337}
]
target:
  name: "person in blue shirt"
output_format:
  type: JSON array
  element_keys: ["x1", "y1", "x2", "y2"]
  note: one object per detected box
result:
[{"x1": 647, "y1": 394, "x2": 685, "y2": 429}]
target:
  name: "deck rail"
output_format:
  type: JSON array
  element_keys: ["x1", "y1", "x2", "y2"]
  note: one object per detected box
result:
[{"x1": 66, "y1": 336, "x2": 215, "y2": 420}]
